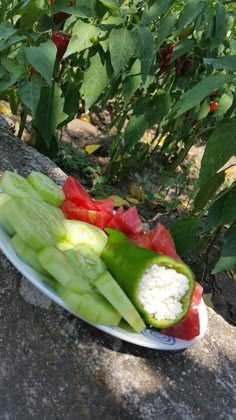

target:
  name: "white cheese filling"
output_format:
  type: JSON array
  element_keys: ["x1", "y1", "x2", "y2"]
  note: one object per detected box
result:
[{"x1": 138, "y1": 264, "x2": 189, "y2": 321}]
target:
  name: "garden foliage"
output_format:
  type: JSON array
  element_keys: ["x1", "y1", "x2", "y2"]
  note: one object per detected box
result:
[{"x1": 0, "y1": 0, "x2": 236, "y2": 275}]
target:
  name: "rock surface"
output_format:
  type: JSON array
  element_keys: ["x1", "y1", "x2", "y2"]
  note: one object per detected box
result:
[{"x1": 0, "y1": 115, "x2": 236, "y2": 420}]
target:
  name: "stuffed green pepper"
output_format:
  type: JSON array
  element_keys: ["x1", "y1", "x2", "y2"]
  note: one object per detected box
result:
[{"x1": 102, "y1": 228, "x2": 195, "y2": 329}]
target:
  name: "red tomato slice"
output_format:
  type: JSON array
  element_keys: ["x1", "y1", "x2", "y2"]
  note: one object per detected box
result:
[
  {"x1": 61, "y1": 199, "x2": 112, "y2": 229},
  {"x1": 107, "y1": 207, "x2": 124, "y2": 229},
  {"x1": 150, "y1": 223, "x2": 182, "y2": 261},
  {"x1": 62, "y1": 176, "x2": 114, "y2": 214},
  {"x1": 119, "y1": 206, "x2": 143, "y2": 236},
  {"x1": 160, "y1": 281, "x2": 202, "y2": 340},
  {"x1": 107, "y1": 206, "x2": 143, "y2": 236},
  {"x1": 161, "y1": 307, "x2": 200, "y2": 340}
]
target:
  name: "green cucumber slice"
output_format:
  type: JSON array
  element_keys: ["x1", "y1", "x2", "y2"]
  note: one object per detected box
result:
[
  {"x1": 11, "y1": 234, "x2": 48, "y2": 275},
  {"x1": 63, "y1": 219, "x2": 107, "y2": 255},
  {"x1": 38, "y1": 246, "x2": 90, "y2": 292},
  {"x1": 94, "y1": 271, "x2": 146, "y2": 333},
  {"x1": 27, "y1": 171, "x2": 65, "y2": 206},
  {"x1": 64, "y1": 244, "x2": 106, "y2": 283},
  {"x1": 58, "y1": 286, "x2": 121, "y2": 327},
  {"x1": 3, "y1": 198, "x2": 56, "y2": 250},
  {"x1": 0, "y1": 170, "x2": 42, "y2": 200},
  {"x1": 30, "y1": 199, "x2": 66, "y2": 241},
  {"x1": 0, "y1": 193, "x2": 15, "y2": 235}
]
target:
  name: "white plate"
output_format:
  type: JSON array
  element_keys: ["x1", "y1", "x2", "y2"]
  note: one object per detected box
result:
[{"x1": 0, "y1": 219, "x2": 208, "y2": 351}]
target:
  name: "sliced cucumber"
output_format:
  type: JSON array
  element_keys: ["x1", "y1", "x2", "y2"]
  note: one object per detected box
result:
[
  {"x1": 3, "y1": 198, "x2": 56, "y2": 250},
  {"x1": 58, "y1": 286, "x2": 121, "y2": 327},
  {"x1": 0, "y1": 193, "x2": 15, "y2": 235},
  {"x1": 0, "y1": 170, "x2": 42, "y2": 200},
  {"x1": 27, "y1": 171, "x2": 65, "y2": 206},
  {"x1": 63, "y1": 219, "x2": 107, "y2": 255},
  {"x1": 38, "y1": 246, "x2": 90, "y2": 292},
  {"x1": 94, "y1": 271, "x2": 146, "y2": 333},
  {"x1": 30, "y1": 199, "x2": 66, "y2": 241},
  {"x1": 64, "y1": 244, "x2": 106, "y2": 283},
  {"x1": 11, "y1": 234, "x2": 48, "y2": 275}
]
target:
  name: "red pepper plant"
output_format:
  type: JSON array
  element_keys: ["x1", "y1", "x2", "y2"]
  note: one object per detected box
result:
[{"x1": 0, "y1": 0, "x2": 236, "y2": 278}]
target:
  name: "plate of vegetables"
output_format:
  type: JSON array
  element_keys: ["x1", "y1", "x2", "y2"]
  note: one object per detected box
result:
[{"x1": 0, "y1": 171, "x2": 208, "y2": 350}]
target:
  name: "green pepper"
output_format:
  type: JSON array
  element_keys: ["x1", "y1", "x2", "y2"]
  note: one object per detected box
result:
[{"x1": 102, "y1": 228, "x2": 195, "y2": 329}]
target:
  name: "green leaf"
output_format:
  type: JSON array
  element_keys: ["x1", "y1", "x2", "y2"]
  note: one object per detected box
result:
[
  {"x1": 98, "y1": 0, "x2": 120, "y2": 10},
  {"x1": 61, "y1": 79, "x2": 80, "y2": 117},
  {"x1": 34, "y1": 83, "x2": 68, "y2": 145},
  {"x1": 155, "y1": 12, "x2": 178, "y2": 49},
  {"x1": 141, "y1": 0, "x2": 173, "y2": 26},
  {"x1": 210, "y1": 3, "x2": 227, "y2": 51},
  {"x1": 170, "y1": 39, "x2": 195, "y2": 63},
  {"x1": 171, "y1": 74, "x2": 233, "y2": 118},
  {"x1": 0, "y1": 22, "x2": 17, "y2": 39},
  {"x1": 146, "y1": 93, "x2": 171, "y2": 126},
  {"x1": 214, "y1": 92, "x2": 233, "y2": 118},
  {"x1": 204, "y1": 56, "x2": 236, "y2": 71},
  {"x1": 64, "y1": 21, "x2": 100, "y2": 57},
  {"x1": 54, "y1": 0, "x2": 97, "y2": 18},
  {"x1": 0, "y1": 34, "x2": 26, "y2": 52},
  {"x1": 19, "y1": 0, "x2": 48, "y2": 29},
  {"x1": 25, "y1": 40, "x2": 57, "y2": 87},
  {"x1": 170, "y1": 216, "x2": 201, "y2": 255},
  {"x1": 122, "y1": 59, "x2": 142, "y2": 105},
  {"x1": 205, "y1": 183, "x2": 236, "y2": 230},
  {"x1": 135, "y1": 25, "x2": 154, "y2": 83},
  {"x1": 109, "y1": 27, "x2": 135, "y2": 75},
  {"x1": 123, "y1": 114, "x2": 148, "y2": 153},
  {"x1": 18, "y1": 73, "x2": 43, "y2": 118},
  {"x1": 193, "y1": 171, "x2": 225, "y2": 213},
  {"x1": 212, "y1": 225, "x2": 236, "y2": 274},
  {"x1": 82, "y1": 52, "x2": 110, "y2": 110},
  {"x1": 177, "y1": 0, "x2": 206, "y2": 31},
  {"x1": 0, "y1": 57, "x2": 24, "y2": 93},
  {"x1": 199, "y1": 118, "x2": 236, "y2": 186}
]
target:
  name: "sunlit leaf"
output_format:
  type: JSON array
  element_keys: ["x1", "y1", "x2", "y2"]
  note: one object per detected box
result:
[
  {"x1": 109, "y1": 195, "x2": 129, "y2": 206},
  {"x1": 82, "y1": 52, "x2": 110, "y2": 110},
  {"x1": 25, "y1": 40, "x2": 57, "y2": 87},
  {"x1": 199, "y1": 118, "x2": 236, "y2": 186},
  {"x1": 135, "y1": 25, "x2": 154, "y2": 83},
  {"x1": 212, "y1": 225, "x2": 236, "y2": 273},
  {"x1": 109, "y1": 27, "x2": 135, "y2": 75},
  {"x1": 85, "y1": 144, "x2": 102, "y2": 154}
]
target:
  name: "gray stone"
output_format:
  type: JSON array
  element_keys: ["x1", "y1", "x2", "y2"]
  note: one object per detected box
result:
[{"x1": 0, "y1": 115, "x2": 235, "y2": 420}]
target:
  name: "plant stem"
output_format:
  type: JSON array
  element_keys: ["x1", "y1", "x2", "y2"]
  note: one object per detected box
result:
[{"x1": 17, "y1": 106, "x2": 28, "y2": 139}]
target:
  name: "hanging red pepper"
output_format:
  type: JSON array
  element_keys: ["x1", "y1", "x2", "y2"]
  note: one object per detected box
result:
[{"x1": 51, "y1": 31, "x2": 71, "y2": 60}]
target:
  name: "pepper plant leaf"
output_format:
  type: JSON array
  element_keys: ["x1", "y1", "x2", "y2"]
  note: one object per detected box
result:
[
  {"x1": 0, "y1": 57, "x2": 24, "y2": 93},
  {"x1": 18, "y1": 73, "x2": 43, "y2": 118},
  {"x1": 141, "y1": 0, "x2": 173, "y2": 26},
  {"x1": 212, "y1": 225, "x2": 236, "y2": 274},
  {"x1": 64, "y1": 21, "x2": 100, "y2": 57},
  {"x1": 135, "y1": 25, "x2": 154, "y2": 83},
  {"x1": 204, "y1": 55, "x2": 236, "y2": 70},
  {"x1": 122, "y1": 59, "x2": 142, "y2": 105},
  {"x1": 176, "y1": 0, "x2": 207, "y2": 31},
  {"x1": 82, "y1": 52, "x2": 110, "y2": 110},
  {"x1": 33, "y1": 82, "x2": 68, "y2": 146},
  {"x1": 25, "y1": 40, "x2": 57, "y2": 87},
  {"x1": 199, "y1": 118, "x2": 236, "y2": 186},
  {"x1": 123, "y1": 114, "x2": 148, "y2": 153},
  {"x1": 98, "y1": 0, "x2": 120, "y2": 10},
  {"x1": 205, "y1": 182, "x2": 236, "y2": 230},
  {"x1": 109, "y1": 27, "x2": 135, "y2": 75},
  {"x1": 193, "y1": 171, "x2": 225, "y2": 214},
  {"x1": 170, "y1": 216, "x2": 201, "y2": 255},
  {"x1": 171, "y1": 74, "x2": 234, "y2": 118},
  {"x1": 155, "y1": 12, "x2": 177, "y2": 49}
]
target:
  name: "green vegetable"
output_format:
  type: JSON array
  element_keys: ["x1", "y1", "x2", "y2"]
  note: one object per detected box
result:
[
  {"x1": 94, "y1": 270, "x2": 145, "y2": 333},
  {"x1": 102, "y1": 228, "x2": 195, "y2": 329},
  {"x1": 27, "y1": 171, "x2": 65, "y2": 206},
  {"x1": 0, "y1": 193, "x2": 15, "y2": 235}
]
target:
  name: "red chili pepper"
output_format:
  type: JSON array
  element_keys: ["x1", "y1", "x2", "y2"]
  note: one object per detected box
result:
[
  {"x1": 51, "y1": 31, "x2": 71, "y2": 60},
  {"x1": 210, "y1": 101, "x2": 218, "y2": 112},
  {"x1": 50, "y1": 0, "x2": 74, "y2": 25},
  {"x1": 168, "y1": 44, "x2": 174, "y2": 53}
]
